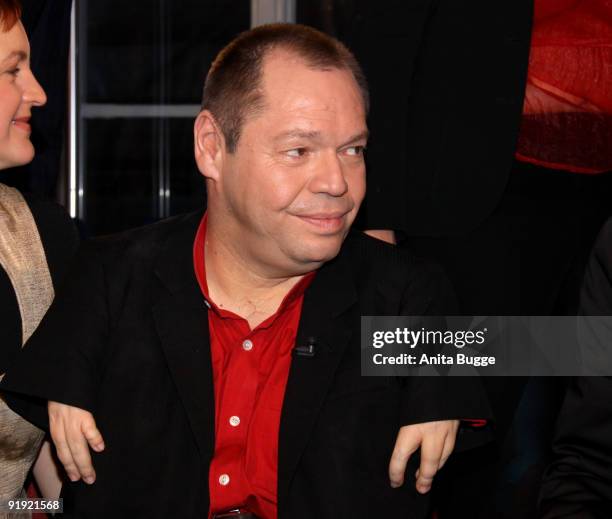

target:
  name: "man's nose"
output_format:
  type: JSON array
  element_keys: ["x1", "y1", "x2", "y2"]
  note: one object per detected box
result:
[{"x1": 310, "y1": 152, "x2": 348, "y2": 197}]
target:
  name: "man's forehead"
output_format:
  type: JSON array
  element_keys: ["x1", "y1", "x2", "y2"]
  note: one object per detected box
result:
[
  {"x1": 261, "y1": 49, "x2": 359, "y2": 93},
  {"x1": 261, "y1": 55, "x2": 363, "y2": 113}
]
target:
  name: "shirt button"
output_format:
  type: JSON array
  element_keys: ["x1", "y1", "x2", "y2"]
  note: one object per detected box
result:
[
  {"x1": 242, "y1": 339, "x2": 253, "y2": 351},
  {"x1": 229, "y1": 415, "x2": 240, "y2": 427},
  {"x1": 218, "y1": 474, "x2": 230, "y2": 486}
]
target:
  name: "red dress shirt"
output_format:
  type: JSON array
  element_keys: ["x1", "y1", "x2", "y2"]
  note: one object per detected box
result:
[{"x1": 193, "y1": 214, "x2": 314, "y2": 519}]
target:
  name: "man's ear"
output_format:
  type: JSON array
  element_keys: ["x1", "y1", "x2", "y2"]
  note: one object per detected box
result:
[{"x1": 194, "y1": 110, "x2": 225, "y2": 181}]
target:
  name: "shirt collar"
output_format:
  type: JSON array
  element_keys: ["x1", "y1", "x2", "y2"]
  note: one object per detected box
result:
[{"x1": 192, "y1": 212, "x2": 316, "y2": 322}]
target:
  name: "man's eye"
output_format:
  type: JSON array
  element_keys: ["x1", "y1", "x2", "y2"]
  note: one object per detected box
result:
[
  {"x1": 286, "y1": 148, "x2": 307, "y2": 158},
  {"x1": 345, "y1": 145, "x2": 365, "y2": 156},
  {"x1": 6, "y1": 67, "x2": 20, "y2": 77}
]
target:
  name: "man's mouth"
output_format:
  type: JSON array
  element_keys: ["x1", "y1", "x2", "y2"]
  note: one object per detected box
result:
[{"x1": 296, "y1": 212, "x2": 349, "y2": 232}]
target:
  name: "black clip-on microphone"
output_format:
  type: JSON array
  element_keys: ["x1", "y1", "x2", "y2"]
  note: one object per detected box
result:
[{"x1": 293, "y1": 336, "x2": 317, "y2": 357}]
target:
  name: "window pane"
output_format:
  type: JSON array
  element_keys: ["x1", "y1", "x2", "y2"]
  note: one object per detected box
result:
[
  {"x1": 78, "y1": 0, "x2": 249, "y2": 235},
  {"x1": 83, "y1": 0, "x2": 250, "y2": 104},
  {"x1": 84, "y1": 119, "x2": 157, "y2": 235},
  {"x1": 296, "y1": 0, "x2": 356, "y2": 41}
]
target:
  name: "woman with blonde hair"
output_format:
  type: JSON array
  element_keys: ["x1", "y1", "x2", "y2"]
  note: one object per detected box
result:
[{"x1": 0, "y1": 0, "x2": 77, "y2": 510}]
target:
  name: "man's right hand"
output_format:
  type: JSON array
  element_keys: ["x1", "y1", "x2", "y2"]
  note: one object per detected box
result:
[{"x1": 48, "y1": 401, "x2": 105, "y2": 484}]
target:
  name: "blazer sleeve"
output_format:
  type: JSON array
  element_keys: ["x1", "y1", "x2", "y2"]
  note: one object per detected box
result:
[
  {"x1": 396, "y1": 260, "x2": 493, "y2": 451},
  {"x1": 539, "y1": 218, "x2": 612, "y2": 518},
  {"x1": 0, "y1": 241, "x2": 110, "y2": 430}
]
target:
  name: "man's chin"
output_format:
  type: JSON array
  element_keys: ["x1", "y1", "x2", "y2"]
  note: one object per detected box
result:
[{"x1": 297, "y1": 235, "x2": 345, "y2": 265}]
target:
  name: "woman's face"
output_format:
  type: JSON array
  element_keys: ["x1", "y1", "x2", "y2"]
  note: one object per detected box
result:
[{"x1": 0, "y1": 20, "x2": 46, "y2": 169}]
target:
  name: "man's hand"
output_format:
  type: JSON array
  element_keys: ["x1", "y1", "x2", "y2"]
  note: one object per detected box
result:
[
  {"x1": 389, "y1": 420, "x2": 459, "y2": 493},
  {"x1": 48, "y1": 401, "x2": 105, "y2": 484}
]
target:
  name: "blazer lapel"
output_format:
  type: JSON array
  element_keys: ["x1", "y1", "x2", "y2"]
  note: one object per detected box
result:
[
  {"x1": 278, "y1": 247, "x2": 358, "y2": 505},
  {"x1": 151, "y1": 212, "x2": 215, "y2": 462}
]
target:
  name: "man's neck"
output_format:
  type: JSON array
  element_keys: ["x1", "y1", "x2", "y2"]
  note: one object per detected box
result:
[{"x1": 204, "y1": 221, "x2": 305, "y2": 330}]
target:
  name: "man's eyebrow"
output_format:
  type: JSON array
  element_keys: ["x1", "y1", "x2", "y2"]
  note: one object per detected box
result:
[
  {"x1": 272, "y1": 129, "x2": 369, "y2": 146},
  {"x1": 273, "y1": 129, "x2": 322, "y2": 142},
  {"x1": 339, "y1": 130, "x2": 369, "y2": 147},
  {"x1": 1, "y1": 50, "x2": 28, "y2": 64}
]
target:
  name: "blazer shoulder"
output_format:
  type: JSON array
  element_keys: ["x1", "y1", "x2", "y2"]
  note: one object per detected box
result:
[
  {"x1": 592, "y1": 217, "x2": 612, "y2": 270},
  {"x1": 344, "y1": 230, "x2": 447, "y2": 279},
  {"x1": 342, "y1": 230, "x2": 458, "y2": 315},
  {"x1": 22, "y1": 193, "x2": 79, "y2": 288},
  {"x1": 580, "y1": 217, "x2": 612, "y2": 316},
  {"x1": 82, "y1": 210, "x2": 202, "y2": 265},
  {"x1": 23, "y1": 193, "x2": 76, "y2": 240}
]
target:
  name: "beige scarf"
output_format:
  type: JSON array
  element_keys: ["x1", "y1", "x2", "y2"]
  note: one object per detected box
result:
[{"x1": 0, "y1": 183, "x2": 54, "y2": 510}]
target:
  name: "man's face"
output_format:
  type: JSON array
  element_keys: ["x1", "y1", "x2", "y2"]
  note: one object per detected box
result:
[
  {"x1": 0, "y1": 21, "x2": 46, "y2": 169},
  {"x1": 216, "y1": 51, "x2": 367, "y2": 275}
]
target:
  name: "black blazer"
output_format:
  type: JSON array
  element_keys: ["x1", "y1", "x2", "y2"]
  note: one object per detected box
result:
[
  {"x1": 539, "y1": 219, "x2": 612, "y2": 519},
  {"x1": 346, "y1": 0, "x2": 533, "y2": 236},
  {"x1": 1, "y1": 211, "x2": 490, "y2": 518}
]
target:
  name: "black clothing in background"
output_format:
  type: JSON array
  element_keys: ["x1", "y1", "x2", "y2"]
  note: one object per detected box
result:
[
  {"x1": 2, "y1": 0, "x2": 73, "y2": 197},
  {"x1": 407, "y1": 163, "x2": 612, "y2": 318},
  {"x1": 353, "y1": 0, "x2": 533, "y2": 236},
  {"x1": 0, "y1": 212, "x2": 491, "y2": 519},
  {"x1": 413, "y1": 161, "x2": 612, "y2": 519},
  {"x1": 539, "y1": 218, "x2": 612, "y2": 519},
  {"x1": 0, "y1": 193, "x2": 79, "y2": 374},
  {"x1": 339, "y1": 0, "x2": 612, "y2": 517}
]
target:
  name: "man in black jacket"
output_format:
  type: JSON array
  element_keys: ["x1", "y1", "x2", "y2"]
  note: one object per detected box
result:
[
  {"x1": 539, "y1": 218, "x2": 612, "y2": 519},
  {"x1": 1, "y1": 23, "x2": 489, "y2": 518}
]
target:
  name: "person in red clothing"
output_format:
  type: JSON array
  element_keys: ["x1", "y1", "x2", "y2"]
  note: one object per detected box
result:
[{"x1": 1, "y1": 23, "x2": 490, "y2": 519}]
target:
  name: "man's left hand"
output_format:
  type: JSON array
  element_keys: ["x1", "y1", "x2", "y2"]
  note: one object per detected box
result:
[{"x1": 389, "y1": 420, "x2": 460, "y2": 493}]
